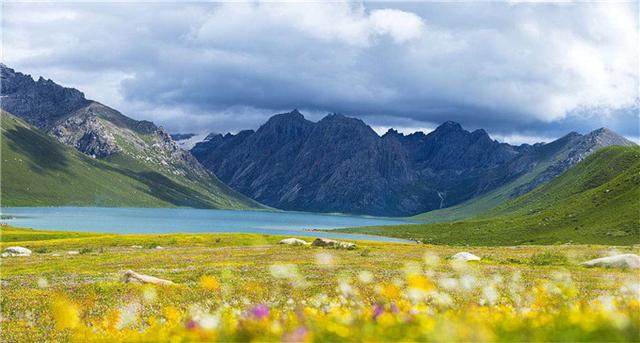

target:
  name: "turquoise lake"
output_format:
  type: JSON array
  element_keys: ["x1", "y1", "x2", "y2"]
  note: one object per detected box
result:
[{"x1": 0, "y1": 207, "x2": 415, "y2": 243}]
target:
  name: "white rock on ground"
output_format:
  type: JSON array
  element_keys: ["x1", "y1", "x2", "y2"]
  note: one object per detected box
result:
[
  {"x1": 1, "y1": 246, "x2": 32, "y2": 257},
  {"x1": 311, "y1": 238, "x2": 356, "y2": 249},
  {"x1": 123, "y1": 270, "x2": 175, "y2": 285},
  {"x1": 278, "y1": 238, "x2": 310, "y2": 246},
  {"x1": 337, "y1": 242, "x2": 356, "y2": 249},
  {"x1": 131, "y1": 245, "x2": 143, "y2": 249},
  {"x1": 451, "y1": 252, "x2": 481, "y2": 261},
  {"x1": 67, "y1": 251, "x2": 80, "y2": 255},
  {"x1": 581, "y1": 254, "x2": 640, "y2": 269},
  {"x1": 311, "y1": 238, "x2": 338, "y2": 247}
]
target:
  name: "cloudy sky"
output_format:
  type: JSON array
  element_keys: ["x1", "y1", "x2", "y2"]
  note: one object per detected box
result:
[{"x1": 2, "y1": 1, "x2": 638, "y2": 144}]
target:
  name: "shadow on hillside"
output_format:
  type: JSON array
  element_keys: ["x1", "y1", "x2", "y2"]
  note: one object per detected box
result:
[
  {"x1": 3, "y1": 127, "x2": 70, "y2": 174},
  {"x1": 102, "y1": 164, "x2": 215, "y2": 208}
]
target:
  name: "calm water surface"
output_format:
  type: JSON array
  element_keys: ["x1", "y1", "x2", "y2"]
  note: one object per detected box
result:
[{"x1": 0, "y1": 207, "x2": 415, "y2": 243}]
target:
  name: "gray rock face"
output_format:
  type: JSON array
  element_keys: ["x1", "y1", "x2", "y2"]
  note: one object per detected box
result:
[
  {"x1": 193, "y1": 110, "x2": 635, "y2": 216},
  {"x1": 50, "y1": 108, "x2": 120, "y2": 158},
  {"x1": 0, "y1": 64, "x2": 88, "y2": 129}
]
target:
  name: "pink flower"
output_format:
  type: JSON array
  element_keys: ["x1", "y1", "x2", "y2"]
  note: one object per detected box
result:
[
  {"x1": 373, "y1": 304, "x2": 384, "y2": 320},
  {"x1": 185, "y1": 319, "x2": 199, "y2": 330},
  {"x1": 252, "y1": 304, "x2": 270, "y2": 319}
]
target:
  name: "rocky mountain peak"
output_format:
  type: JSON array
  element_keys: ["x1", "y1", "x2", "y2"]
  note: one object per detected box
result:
[
  {"x1": 434, "y1": 120, "x2": 463, "y2": 132},
  {"x1": 1, "y1": 64, "x2": 88, "y2": 129},
  {"x1": 316, "y1": 113, "x2": 380, "y2": 140},
  {"x1": 382, "y1": 128, "x2": 403, "y2": 138},
  {"x1": 318, "y1": 113, "x2": 367, "y2": 128},
  {"x1": 262, "y1": 109, "x2": 310, "y2": 128},
  {"x1": 471, "y1": 128, "x2": 489, "y2": 137},
  {"x1": 586, "y1": 127, "x2": 636, "y2": 147}
]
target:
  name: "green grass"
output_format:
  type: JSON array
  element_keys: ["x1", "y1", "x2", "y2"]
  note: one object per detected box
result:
[
  {"x1": 339, "y1": 146, "x2": 640, "y2": 246},
  {"x1": 0, "y1": 111, "x2": 260, "y2": 209},
  {"x1": 1, "y1": 227, "x2": 638, "y2": 342}
]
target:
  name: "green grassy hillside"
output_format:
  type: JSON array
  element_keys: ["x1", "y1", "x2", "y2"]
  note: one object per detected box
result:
[
  {"x1": 1, "y1": 111, "x2": 261, "y2": 209},
  {"x1": 340, "y1": 146, "x2": 640, "y2": 245}
]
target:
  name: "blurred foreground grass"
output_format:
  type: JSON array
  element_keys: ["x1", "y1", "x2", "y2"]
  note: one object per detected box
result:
[{"x1": 1, "y1": 227, "x2": 639, "y2": 342}]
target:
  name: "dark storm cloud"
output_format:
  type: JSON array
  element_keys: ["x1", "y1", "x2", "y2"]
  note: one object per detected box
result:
[{"x1": 3, "y1": 1, "x2": 638, "y2": 143}]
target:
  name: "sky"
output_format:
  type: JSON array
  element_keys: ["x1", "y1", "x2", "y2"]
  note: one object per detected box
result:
[{"x1": 2, "y1": 1, "x2": 639, "y2": 144}]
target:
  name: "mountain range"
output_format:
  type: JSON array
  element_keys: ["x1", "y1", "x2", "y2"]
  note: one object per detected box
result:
[
  {"x1": 0, "y1": 64, "x2": 260, "y2": 209},
  {"x1": 191, "y1": 110, "x2": 635, "y2": 216},
  {"x1": 1, "y1": 64, "x2": 635, "y2": 221}
]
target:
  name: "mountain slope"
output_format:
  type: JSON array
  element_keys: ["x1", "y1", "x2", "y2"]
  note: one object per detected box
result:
[
  {"x1": 1, "y1": 111, "x2": 259, "y2": 208},
  {"x1": 193, "y1": 109, "x2": 634, "y2": 217},
  {"x1": 339, "y1": 146, "x2": 640, "y2": 245},
  {"x1": 413, "y1": 129, "x2": 636, "y2": 222},
  {"x1": 0, "y1": 65, "x2": 261, "y2": 209}
]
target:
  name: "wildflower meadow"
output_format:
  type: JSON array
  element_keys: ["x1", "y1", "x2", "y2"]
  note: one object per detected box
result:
[{"x1": 1, "y1": 228, "x2": 639, "y2": 342}]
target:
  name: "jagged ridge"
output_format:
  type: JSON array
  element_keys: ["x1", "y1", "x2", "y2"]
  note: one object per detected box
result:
[{"x1": 193, "y1": 110, "x2": 635, "y2": 216}]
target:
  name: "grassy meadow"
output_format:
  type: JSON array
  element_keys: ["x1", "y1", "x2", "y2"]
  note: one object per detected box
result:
[{"x1": 1, "y1": 226, "x2": 639, "y2": 342}]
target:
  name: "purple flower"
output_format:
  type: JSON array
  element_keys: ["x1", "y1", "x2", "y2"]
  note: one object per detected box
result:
[
  {"x1": 185, "y1": 319, "x2": 199, "y2": 330},
  {"x1": 252, "y1": 304, "x2": 270, "y2": 319},
  {"x1": 373, "y1": 304, "x2": 384, "y2": 320}
]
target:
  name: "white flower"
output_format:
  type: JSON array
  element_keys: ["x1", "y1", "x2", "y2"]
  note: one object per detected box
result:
[
  {"x1": 460, "y1": 275, "x2": 477, "y2": 291},
  {"x1": 270, "y1": 264, "x2": 299, "y2": 279},
  {"x1": 357, "y1": 270, "x2": 374, "y2": 284},
  {"x1": 199, "y1": 314, "x2": 220, "y2": 330},
  {"x1": 481, "y1": 286, "x2": 499, "y2": 306},
  {"x1": 117, "y1": 303, "x2": 141, "y2": 329},
  {"x1": 142, "y1": 286, "x2": 157, "y2": 303},
  {"x1": 438, "y1": 277, "x2": 459, "y2": 290},
  {"x1": 338, "y1": 281, "x2": 355, "y2": 297},
  {"x1": 423, "y1": 252, "x2": 440, "y2": 267},
  {"x1": 37, "y1": 277, "x2": 49, "y2": 289},
  {"x1": 315, "y1": 253, "x2": 335, "y2": 268}
]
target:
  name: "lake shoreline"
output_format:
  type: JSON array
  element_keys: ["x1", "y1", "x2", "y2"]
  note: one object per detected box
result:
[{"x1": 0, "y1": 207, "x2": 415, "y2": 243}]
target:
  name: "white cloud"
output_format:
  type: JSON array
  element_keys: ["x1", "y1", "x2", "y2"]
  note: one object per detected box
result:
[
  {"x1": 2, "y1": 1, "x2": 638, "y2": 140},
  {"x1": 369, "y1": 9, "x2": 425, "y2": 43},
  {"x1": 194, "y1": 2, "x2": 425, "y2": 48}
]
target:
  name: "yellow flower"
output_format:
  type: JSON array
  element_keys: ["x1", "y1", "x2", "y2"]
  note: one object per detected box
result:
[
  {"x1": 407, "y1": 274, "x2": 434, "y2": 291},
  {"x1": 244, "y1": 280, "x2": 266, "y2": 298},
  {"x1": 380, "y1": 284, "x2": 401, "y2": 299},
  {"x1": 200, "y1": 275, "x2": 220, "y2": 291},
  {"x1": 163, "y1": 306, "x2": 181, "y2": 323},
  {"x1": 52, "y1": 297, "x2": 80, "y2": 330},
  {"x1": 101, "y1": 309, "x2": 120, "y2": 331},
  {"x1": 377, "y1": 312, "x2": 396, "y2": 327}
]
